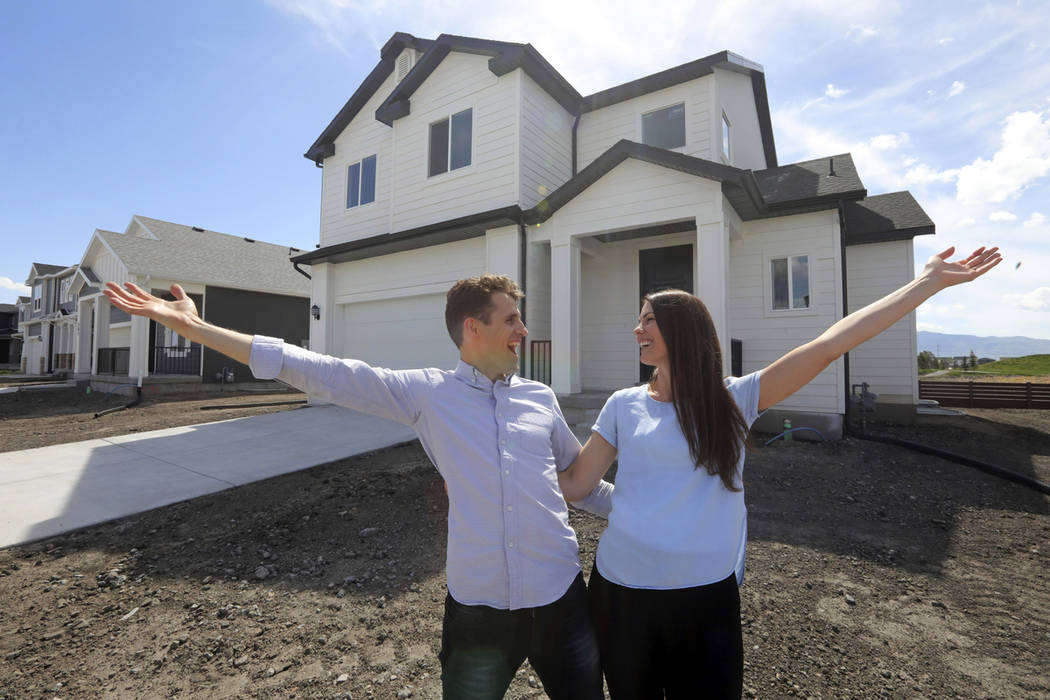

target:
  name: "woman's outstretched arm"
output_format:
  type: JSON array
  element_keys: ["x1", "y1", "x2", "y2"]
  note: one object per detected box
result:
[{"x1": 757, "y1": 246, "x2": 1001, "y2": 412}]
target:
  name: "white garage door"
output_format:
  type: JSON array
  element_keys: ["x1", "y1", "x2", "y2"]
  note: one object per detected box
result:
[{"x1": 337, "y1": 293, "x2": 460, "y2": 371}]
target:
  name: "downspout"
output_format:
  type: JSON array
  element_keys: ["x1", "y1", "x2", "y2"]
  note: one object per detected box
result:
[
  {"x1": 292, "y1": 261, "x2": 312, "y2": 280},
  {"x1": 838, "y1": 199, "x2": 851, "y2": 431},
  {"x1": 519, "y1": 219, "x2": 528, "y2": 377}
]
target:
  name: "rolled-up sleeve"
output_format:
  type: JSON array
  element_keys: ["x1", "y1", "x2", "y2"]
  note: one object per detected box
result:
[{"x1": 248, "y1": 335, "x2": 432, "y2": 426}]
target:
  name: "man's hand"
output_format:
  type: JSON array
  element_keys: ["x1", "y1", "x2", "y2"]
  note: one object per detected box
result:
[{"x1": 104, "y1": 282, "x2": 199, "y2": 336}]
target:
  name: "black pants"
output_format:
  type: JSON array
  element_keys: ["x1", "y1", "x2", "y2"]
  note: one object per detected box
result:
[
  {"x1": 588, "y1": 564, "x2": 743, "y2": 699},
  {"x1": 439, "y1": 572, "x2": 603, "y2": 699}
]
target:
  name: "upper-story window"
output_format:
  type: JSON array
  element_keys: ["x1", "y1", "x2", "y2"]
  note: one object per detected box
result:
[
  {"x1": 771, "y1": 255, "x2": 810, "y2": 310},
  {"x1": 346, "y1": 155, "x2": 377, "y2": 208},
  {"x1": 642, "y1": 103, "x2": 685, "y2": 149},
  {"x1": 60, "y1": 277, "x2": 72, "y2": 303},
  {"x1": 722, "y1": 111, "x2": 731, "y2": 162},
  {"x1": 429, "y1": 108, "x2": 472, "y2": 177},
  {"x1": 32, "y1": 281, "x2": 42, "y2": 311}
]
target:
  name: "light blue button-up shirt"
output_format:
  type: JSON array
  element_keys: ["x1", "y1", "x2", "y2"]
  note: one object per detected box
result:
[{"x1": 249, "y1": 336, "x2": 612, "y2": 610}]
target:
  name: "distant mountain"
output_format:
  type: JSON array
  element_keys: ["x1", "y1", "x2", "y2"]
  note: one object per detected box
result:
[{"x1": 917, "y1": 331, "x2": 1050, "y2": 359}]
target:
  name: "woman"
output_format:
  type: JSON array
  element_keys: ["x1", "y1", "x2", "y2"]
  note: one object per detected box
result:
[{"x1": 558, "y1": 245, "x2": 1001, "y2": 698}]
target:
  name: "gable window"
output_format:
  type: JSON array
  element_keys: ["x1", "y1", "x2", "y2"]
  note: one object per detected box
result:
[
  {"x1": 32, "y1": 282, "x2": 42, "y2": 311},
  {"x1": 429, "y1": 108, "x2": 472, "y2": 177},
  {"x1": 641, "y1": 103, "x2": 685, "y2": 149},
  {"x1": 771, "y1": 255, "x2": 810, "y2": 310},
  {"x1": 346, "y1": 155, "x2": 377, "y2": 208},
  {"x1": 722, "y1": 112, "x2": 731, "y2": 161}
]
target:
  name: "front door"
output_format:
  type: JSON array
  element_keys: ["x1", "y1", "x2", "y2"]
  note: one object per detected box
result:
[{"x1": 638, "y1": 244, "x2": 694, "y2": 382}]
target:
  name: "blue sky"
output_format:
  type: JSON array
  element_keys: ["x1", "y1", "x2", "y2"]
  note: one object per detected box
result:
[{"x1": 2, "y1": 0, "x2": 1048, "y2": 338}]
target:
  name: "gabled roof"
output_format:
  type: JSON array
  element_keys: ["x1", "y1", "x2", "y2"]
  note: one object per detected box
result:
[
  {"x1": 523, "y1": 140, "x2": 865, "y2": 224},
  {"x1": 843, "y1": 192, "x2": 935, "y2": 244},
  {"x1": 306, "y1": 32, "x2": 777, "y2": 167},
  {"x1": 94, "y1": 216, "x2": 310, "y2": 298},
  {"x1": 0, "y1": 303, "x2": 16, "y2": 314},
  {"x1": 32, "y1": 263, "x2": 66, "y2": 276}
]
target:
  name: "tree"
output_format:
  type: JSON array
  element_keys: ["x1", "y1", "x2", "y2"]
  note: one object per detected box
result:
[
  {"x1": 969, "y1": 349, "x2": 979, "y2": 370},
  {"x1": 917, "y1": 350, "x2": 937, "y2": 371}
]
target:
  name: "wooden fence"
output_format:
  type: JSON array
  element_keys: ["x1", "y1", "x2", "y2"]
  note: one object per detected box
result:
[{"x1": 919, "y1": 380, "x2": 1050, "y2": 409}]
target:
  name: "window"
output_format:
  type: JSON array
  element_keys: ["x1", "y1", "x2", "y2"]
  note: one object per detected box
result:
[
  {"x1": 32, "y1": 282, "x2": 42, "y2": 311},
  {"x1": 346, "y1": 155, "x2": 377, "y2": 208},
  {"x1": 771, "y1": 255, "x2": 810, "y2": 310},
  {"x1": 722, "y1": 112, "x2": 731, "y2": 161},
  {"x1": 60, "y1": 277, "x2": 72, "y2": 303},
  {"x1": 429, "y1": 108, "x2": 472, "y2": 176},
  {"x1": 641, "y1": 103, "x2": 685, "y2": 149}
]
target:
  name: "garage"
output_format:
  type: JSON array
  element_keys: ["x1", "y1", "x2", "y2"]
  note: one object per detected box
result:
[{"x1": 337, "y1": 293, "x2": 460, "y2": 371}]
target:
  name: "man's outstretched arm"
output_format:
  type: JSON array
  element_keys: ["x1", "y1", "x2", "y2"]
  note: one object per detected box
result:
[{"x1": 104, "y1": 282, "x2": 252, "y2": 364}]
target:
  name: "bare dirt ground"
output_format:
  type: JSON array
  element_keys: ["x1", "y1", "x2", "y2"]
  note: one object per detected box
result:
[{"x1": 1, "y1": 389, "x2": 1048, "y2": 699}]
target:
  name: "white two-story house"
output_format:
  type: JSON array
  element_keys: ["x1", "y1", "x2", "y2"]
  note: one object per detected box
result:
[
  {"x1": 19, "y1": 263, "x2": 80, "y2": 375},
  {"x1": 292, "y1": 32, "x2": 934, "y2": 435}
]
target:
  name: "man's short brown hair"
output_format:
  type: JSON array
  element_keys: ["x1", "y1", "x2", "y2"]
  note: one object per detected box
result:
[{"x1": 445, "y1": 274, "x2": 524, "y2": 347}]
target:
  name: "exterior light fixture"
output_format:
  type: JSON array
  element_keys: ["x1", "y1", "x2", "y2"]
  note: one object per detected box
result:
[{"x1": 310, "y1": 304, "x2": 320, "y2": 320}]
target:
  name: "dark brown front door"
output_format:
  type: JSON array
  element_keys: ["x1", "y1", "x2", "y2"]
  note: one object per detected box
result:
[{"x1": 638, "y1": 244, "x2": 694, "y2": 382}]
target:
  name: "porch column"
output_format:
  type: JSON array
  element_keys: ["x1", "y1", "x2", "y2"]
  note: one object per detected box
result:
[
  {"x1": 75, "y1": 299, "x2": 92, "y2": 374},
  {"x1": 92, "y1": 296, "x2": 109, "y2": 375},
  {"x1": 310, "y1": 263, "x2": 333, "y2": 354},
  {"x1": 550, "y1": 237, "x2": 581, "y2": 394},
  {"x1": 697, "y1": 221, "x2": 730, "y2": 375},
  {"x1": 128, "y1": 314, "x2": 150, "y2": 379}
]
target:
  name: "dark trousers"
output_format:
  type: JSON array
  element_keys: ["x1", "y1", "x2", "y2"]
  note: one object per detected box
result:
[
  {"x1": 439, "y1": 572, "x2": 603, "y2": 699},
  {"x1": 588, "y1": 564, "x2": 744, "y2": 699}
]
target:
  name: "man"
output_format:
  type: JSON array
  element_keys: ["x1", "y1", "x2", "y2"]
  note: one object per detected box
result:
[{"x1": 104, "y1": 274, "x2": 611, "y2": 699}]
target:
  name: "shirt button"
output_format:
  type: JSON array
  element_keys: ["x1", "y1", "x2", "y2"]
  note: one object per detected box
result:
[
  {"x1": 506, "y1": 505, "x2": 513, "y2": 511},
  {"x1": 507, "y1": 542, "x2": 514, "y2": 548},
  {"x1": 504, "y1": 469, "x2": 510, "y2": 475}
]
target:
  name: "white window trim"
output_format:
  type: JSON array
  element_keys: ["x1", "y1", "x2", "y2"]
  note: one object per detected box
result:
[
  {"x1": 345, "y1": 154, "x2": 377, "y2": 210},
  {"x1": 721, "y1": 110, "x2": 731, "y2": 164},
  {"x1": 32, "y1": 282, "x2": 42, "y2": 311},
  {"x1": 762, "y1": 250, "x2": 819, "y2": 318},
  {"x1": 638, "y1": 101, "x2": 687, "y2": 151},
  {"x1": 425, "y1": 106, "x2": 476, "y2": 182}
]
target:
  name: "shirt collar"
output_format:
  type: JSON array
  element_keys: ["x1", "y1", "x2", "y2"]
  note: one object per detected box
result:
[{"x1": 454, "y1": 359, "x2": 516, "y2": 390}]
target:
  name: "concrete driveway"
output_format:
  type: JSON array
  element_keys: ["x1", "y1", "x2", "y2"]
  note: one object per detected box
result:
[{"x1": 0, "y1": 405, "x2": 417, "y2": 548}]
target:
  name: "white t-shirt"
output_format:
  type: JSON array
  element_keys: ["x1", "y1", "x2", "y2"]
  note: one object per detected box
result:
[{"x1": 592, "y1": 371, "x2": 762, "y2": 589}]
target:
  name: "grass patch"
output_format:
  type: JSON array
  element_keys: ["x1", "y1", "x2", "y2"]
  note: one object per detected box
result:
[{"x1": 978, "y1": 354, "x2": 1050, "y2": 376}]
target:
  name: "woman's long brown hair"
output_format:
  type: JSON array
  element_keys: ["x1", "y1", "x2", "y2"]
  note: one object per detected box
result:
[{"x1": 646, "y1": 289, "x2": 750, "y2": 491}]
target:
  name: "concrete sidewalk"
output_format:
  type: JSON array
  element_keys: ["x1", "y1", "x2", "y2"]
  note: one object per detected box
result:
[{"x1": 0, "y1": 405, "x2": 417, "y2": 548}]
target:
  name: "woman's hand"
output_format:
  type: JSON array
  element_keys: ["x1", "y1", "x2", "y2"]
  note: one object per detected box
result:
[
  {"x1": 921, "y1": 246, "x2": 1002, "y2": 290},
  {"x1": 104, "y1": 282, "x2": 199, "y2": 335}
]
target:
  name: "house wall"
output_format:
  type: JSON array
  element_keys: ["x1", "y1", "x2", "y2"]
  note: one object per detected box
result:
[
  {"x1": 90, "y1": 244, "x2": 128, "y2": 287},
  {"x1": 327, "y1": 236, "x2": 485, "y2": 370},
  {"x1": 525, "y1": 241, "x2": 552, "y2": 380},
  {"x1": 713, "y1": 68, "x2": 767, "y2": 170},
  {"x1": 845, "y1": 239, "x2": 918, "y2": 404},
  {"x1": 728, "y1": 210, "x2": 844, "y2": 413},
  {"x1": 577, "y1": 75, "x2": 714, "y2": 171},
  {"x1": 519, "y1": 72, "x2": 573, "y2": 209},
  {"x1": 320, "y1": 64, "x2": 400, "y2": 248},
  {"x1": 580, "y1": 231, "x2": 696, "y2": 390},
  {"x1": 202, "y1": 286, "x2": 310, "y2": 383}
]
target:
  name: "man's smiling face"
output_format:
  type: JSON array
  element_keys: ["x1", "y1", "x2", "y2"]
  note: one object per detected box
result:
[{"x1": 472, "y1": 291, "x2": 528, "y2": 377}]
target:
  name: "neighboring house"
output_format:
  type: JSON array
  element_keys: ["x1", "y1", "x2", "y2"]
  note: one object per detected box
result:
[
  {"x1": 68, "y1": 215, "x2": 311, "y2": 385},
  {"x1": 0, "y1": 303, "x2": 23, "y2": 366},
  {"x1": 291, "y1": 32, "x2": 934, "y2": 434},
  {"x1": 19, "y1": 263, "x2": 79, "y2": 375}
]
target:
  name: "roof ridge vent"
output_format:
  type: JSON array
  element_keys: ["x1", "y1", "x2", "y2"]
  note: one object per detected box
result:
[{"x1": 191, "y1": 226, "x2": 205, "y2": 232}]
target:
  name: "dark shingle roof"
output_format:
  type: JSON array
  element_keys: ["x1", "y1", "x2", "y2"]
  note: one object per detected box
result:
[
  {"x1": 843, "y1": 192, "x2": 935, "y2": 244},
  {"x1": 0, "y1": 303, "x2": 16, "y2": 313},
  {"x1": 753, "y1": 154, "x2": 865, "y2": 206},
  {"x1": 31, "y1": 263, "x2": 66, "y2": 276}
]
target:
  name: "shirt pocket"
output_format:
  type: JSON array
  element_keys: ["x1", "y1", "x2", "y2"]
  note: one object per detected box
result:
[{"x1": 511, "y1": 408, "x2": 555, "y2": 457}]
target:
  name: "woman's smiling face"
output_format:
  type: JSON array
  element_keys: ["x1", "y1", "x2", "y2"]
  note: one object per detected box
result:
[{"x1": 634, "y1": 300, "x2": 667, "y2": 367}]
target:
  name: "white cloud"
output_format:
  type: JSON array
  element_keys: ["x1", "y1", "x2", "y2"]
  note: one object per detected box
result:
[
  {"x1": 955, "y1": 217, "x2": 977, "y2": 227},
  {"x1": 905, "y1": 163, "x2": 959, "y2": 184},
  {"x1": 955, "y1": 110, "x2": 1050, "y2": 203},
  {"x1": 1024, "y1": 212, "x2": 1046, "y2": 227},
  {"x1": 0, "y1": 276, "x2": 29, "y2": 294},
  {"x1": 948, "y1": 80, "x2": 965, "y2": 97},
  {"x1": 989, "y1": 211, "x2": 1018, "y2": 221},
  {"x1": 869, "y1": 132, "x2": 910, "y2": 150},
  {"x1": 1004, "y1": 287, "x2": 1050, "y2": 311},
  {"x1": 917, "y1": 321, "x2": 945, "y2": 332},
  {"x1": 846, "y1": 24, "x2": 878, "y2": 41},
  {"x1": 825, "y1": 84, "x2": 848, "y2": 99},
  {"x1": 937, "y1": 37, "x2": 953, "y2": 46}
]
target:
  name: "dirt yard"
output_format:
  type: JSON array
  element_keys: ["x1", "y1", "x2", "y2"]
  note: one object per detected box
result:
[{"x1": 1, "y1": 388, "x2": 1048, "y2": 699}]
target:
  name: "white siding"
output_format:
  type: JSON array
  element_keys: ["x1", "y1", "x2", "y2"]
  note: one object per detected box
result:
[
  {"x1": 319, "y1": 65, "x2": 400, "y2": 248},
  {"x1": 580, "y1": 232, "x2": 696, "y2": 390},
  {"x1": 330, "y1": 237, "x2": 485, "y2": 305},
  {"x1": 108, "y1": 326, "x2": 131, "y2": 348},
  {"x1": 389, "y1": 52, "x2": 518, "y2": 232},
  {"x1": 525, "y1": 241, "x2": 552, "y2": 381},
  {"x1": 89, "y1": 242, "x2": 127, "y2": 286},
  {"x1": 845, "y1": 240, "x2": 918, "y2": 404},
  {"x1": 577, "y1": 75, "x2": 713, "y2": 171},
  {"x1": 713, "y1": 68, "x2": 767, "y2": 170},
  {"x1": 728, "y1": 210, "x2": 844, "y2": 413},
  {"x1": 519, "y1": 72, "x2": 573, "y2": 208}
]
